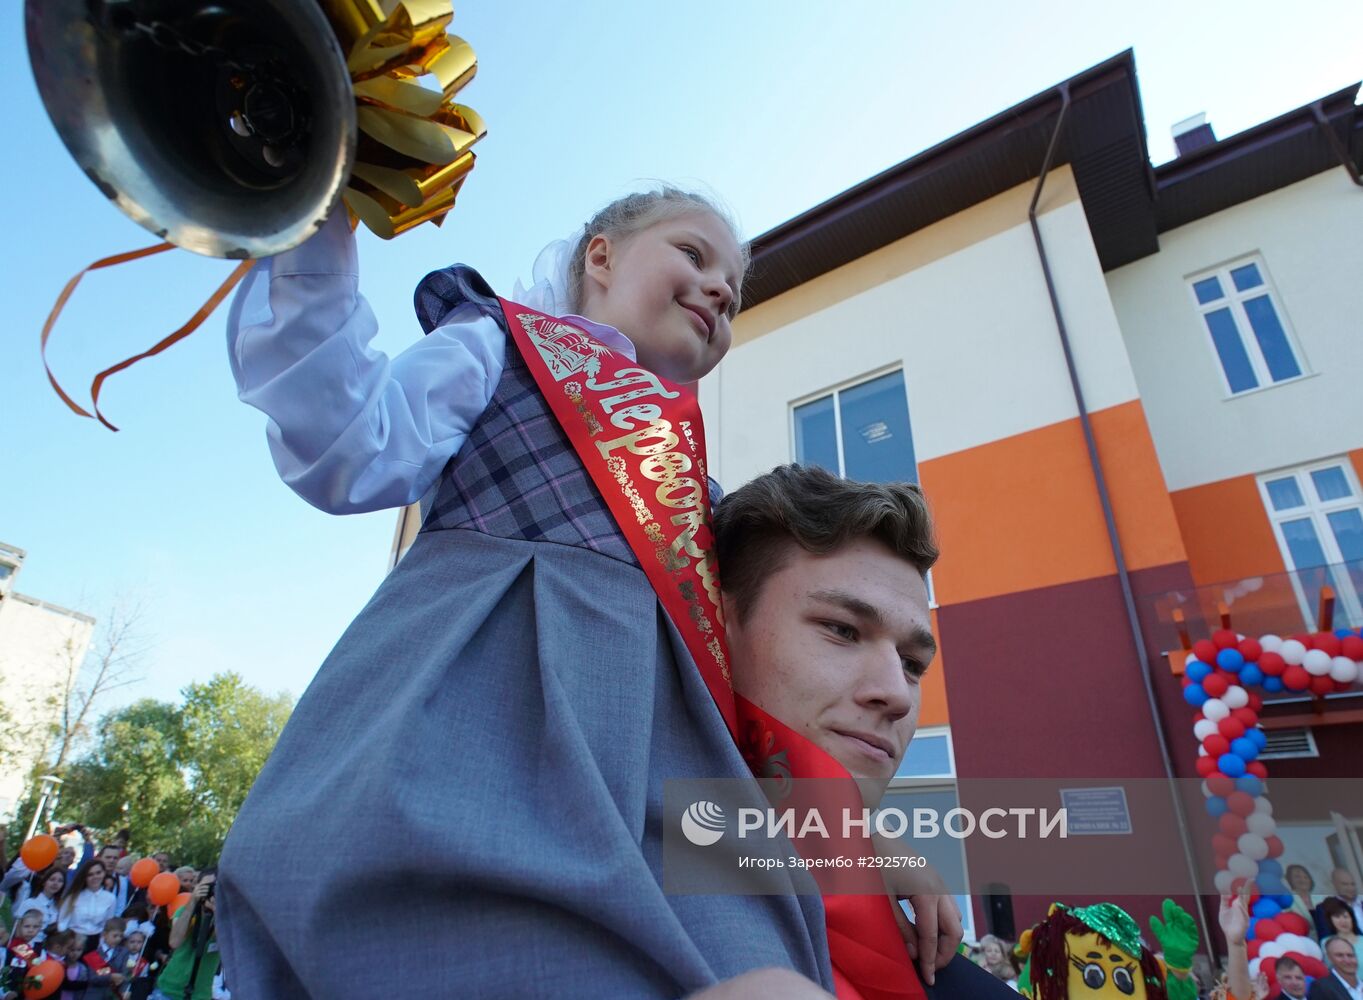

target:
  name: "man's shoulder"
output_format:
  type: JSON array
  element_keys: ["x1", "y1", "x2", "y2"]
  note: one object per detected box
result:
[{"x1": 1308, "y1": 974, "x2": 1345, "y2": 999}]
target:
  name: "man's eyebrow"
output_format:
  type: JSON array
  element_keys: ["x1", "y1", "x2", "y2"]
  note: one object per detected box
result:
[{"x1": 808, "y1": 588, "x2": 937, "y2": 660}]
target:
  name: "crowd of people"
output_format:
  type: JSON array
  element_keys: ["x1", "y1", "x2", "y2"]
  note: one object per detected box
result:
[{"x1": 0, "y1": 826, "x2": 224, "y2": 1000}]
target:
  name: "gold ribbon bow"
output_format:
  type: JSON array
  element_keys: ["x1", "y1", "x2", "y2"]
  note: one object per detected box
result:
[{"x1": 324, "y1": 0, "x2": 486, "y2": 239}]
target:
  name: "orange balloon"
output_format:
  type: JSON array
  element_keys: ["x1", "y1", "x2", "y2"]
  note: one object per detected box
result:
[
  {"x1": 147, "y1": 871, "x2": 180, "y2": 906},
  {"x1": 23, "y1": 957, "x2": 65, "y2": 998},
  {"x1": 171, "y1": 891, "x2": 192, "y2": 915},
  {"x1": 19, "y1": 835, "x2": 58, "y2": 872},
  {"x1": 129, "y1": 857, "x2": 160, "y2": 888}
]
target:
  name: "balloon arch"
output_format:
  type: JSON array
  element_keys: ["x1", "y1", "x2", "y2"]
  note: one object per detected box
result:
[{"x1": 1176, "y1": 591, "x2": 1362, "y2": 987}]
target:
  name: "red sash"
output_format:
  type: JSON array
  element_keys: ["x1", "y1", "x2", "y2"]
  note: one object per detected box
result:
[
  {"x1": 9, "y1": 941, "x2": 37, "y2": 968},
  {"x1": 499, "y1": 300, "x2": 925, "y2": 1000}
]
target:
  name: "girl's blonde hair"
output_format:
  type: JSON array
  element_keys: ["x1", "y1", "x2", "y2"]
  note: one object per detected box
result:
[{"x1": 565, "y1": 186, "x2": 750, "y2": 314}]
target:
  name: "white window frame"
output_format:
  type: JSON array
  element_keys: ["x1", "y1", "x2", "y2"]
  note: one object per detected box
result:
[
  {"x1": 790, "y1": 366, "x2": 935, "y2": 605},
  {"x1": 1186, "y1": 254, "x2": 1308, "y2": 398},
  {"x1": 1256, "y1": 458, "x2": 1363, "y2": 628}
]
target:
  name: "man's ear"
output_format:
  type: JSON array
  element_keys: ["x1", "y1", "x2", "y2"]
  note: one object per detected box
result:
[{"x1": 582, "y1": 233, "x2": 613, "y2": 296}]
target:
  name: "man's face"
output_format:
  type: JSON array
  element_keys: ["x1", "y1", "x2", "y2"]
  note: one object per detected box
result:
[
  {"x1": 1276, "y1": 962, "x2": 1306, "y2": 995},
  {"x1": 57, "y1": 847, "x2": 74, "y2": 869},
  {"x1": 153, "y1": 853, "x2": 170, "y2": 870},
  {"x1": 1333, "y1": 868, "x2": 1358, "y2": 897},
  {"x1": 99, "y1": 847, "x2": 119, "y2": 870},
  {"x1": 1327, "y1": 938, "x2": 1359, "y2": 980},
  {"x1": 725, "y1": 537, "x2": 935, "y2": 808}
]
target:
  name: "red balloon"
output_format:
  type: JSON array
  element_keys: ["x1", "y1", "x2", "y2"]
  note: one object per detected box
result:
[
  {"x1": 130, "y1": 858, "x2": 159, "y2": 889},
  {"x1": 1289, "y1": 633, "x2": 1312, "y2": 646},
  {"x1": 23, "y1": 957, "x2": 65, "y2": 998},
  {"x1": 1227, "y1": 791, "x2": 1256, "y2": 816},
  {"x1": 1213, "y1": 629, "x2": 1239, "y2": 649},
  {"x1": 1277, "y1": 912, "x2": 1309, "y2": 936},
  {"x1": 1218, "y1": 717, "x2": 1246, "y2": 740},
  {"x1": 1247, "y1": 939, "x2": 1262, "y2": 959},
  {"x1": 1259, "y1": 652, "x2": 1286, "y2": 676},
  {"x1": 1202, "y1": 674, "x2": 1229, "y2": 698},
  {"x1": 1193, "y1": 639, "x2": 1219, "y2": 663},
  {"x1": 1196, "y1": 756, "x2": 1218, "y2": 777},
  {"x1": 1247, "y1": 691, "x2": 1263, "y2": 712},
  {"x1": 1291, "y1": 954, "x2": 1327, "y2": 979},
  {"x1": 1311, "y1": 633, "x2": 1341, "y2": 657},
  {"x1": 1238, "y1": 638, "x2": 1263, "y2": 662},
  {"x1": 1203, "y1": 734, "x2": 1230, "y2": 757},
  {"x1": 1265, "y1": 835, "x2": 1285, "y2": 859},
  {"x1": 1207, "y1": 774, "x2": 1235, "y2": 797},
  {"x1": 1212, "y1": 832, "x2": 1237, "y2": 856},
  {"x1": 1247, "y1": 761, "x2": 1268, "y2": 779},
  {"x1": 1283, "y1": 665, "x2": 1311, "y2": 690},
  {"x1": 1214, "y1": 852, "x2": 1230, "y2": 872},
  {"x1": 1254, "y1": 917, "x2": 1284, "y2": 940},
  {"x1": 1341, "y1": 635, "x2": 1363, "y2": 660},
  {"x1": 1232, "y1": 707, "x2": 1259, "y2": 727},
  {"x1": 148, "y1": 871, "x2": 180, "y2": 906},
  {"x1": 1310, "y1": 674, "x2": 1335, "y2": 696},
  {"x1": 1220, "y1": 813, "x2": 1248, "y2": 838}
]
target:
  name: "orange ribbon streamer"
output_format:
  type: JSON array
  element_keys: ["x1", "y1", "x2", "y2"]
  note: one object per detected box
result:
[{"x1": 40, "y1": 244, "x2": 252, "y2": 431}]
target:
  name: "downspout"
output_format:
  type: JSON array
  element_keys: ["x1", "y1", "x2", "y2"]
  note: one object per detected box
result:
[
  {"x1": 1027, "y1": 84, "x2": 1216, "y2": 965},
  {"x1": 1311, "y1": 101, "x2": 1363, "y2": 188}
]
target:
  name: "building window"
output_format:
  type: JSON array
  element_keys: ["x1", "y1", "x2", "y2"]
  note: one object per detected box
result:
[
  {"x1": 1257, "y1": 460, "x2": 1363, "y2": 628},
  {"x1": 1188, "y1": 256, "x2": 1305, "y2": 396},
  {"x1": 792, "y1": 370, "x2": 918, "y2": 484}
]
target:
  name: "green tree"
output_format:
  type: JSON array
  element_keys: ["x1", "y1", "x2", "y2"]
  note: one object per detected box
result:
[{"x1": 47, "y1": 673, "x2": 292, "y2": 868}]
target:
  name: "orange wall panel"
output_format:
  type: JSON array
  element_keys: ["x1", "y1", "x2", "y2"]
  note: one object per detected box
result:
[
  {"x1": 1090, "y1": 401, "x2": 1188, "y2": 571},
  {"x1": 1169, "y1": 475, "x2": 1285, "y2": 586},
  {"x1": 919, "y1": 606, "x2": 949, "y2": 727}
]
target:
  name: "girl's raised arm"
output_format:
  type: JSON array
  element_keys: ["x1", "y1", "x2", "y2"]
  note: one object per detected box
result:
[{"x1": 226, "y1": 211, "x2": 506, "y2": 514}]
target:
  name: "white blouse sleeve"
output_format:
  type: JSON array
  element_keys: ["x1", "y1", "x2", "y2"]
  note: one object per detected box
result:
[{"x1": 225, "y1": 211, "x2": 506, "y2": 514}]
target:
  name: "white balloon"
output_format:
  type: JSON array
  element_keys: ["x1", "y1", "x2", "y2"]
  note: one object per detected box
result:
[
  {"x1": 1254, "y1": 796, "x2": 1274, "y2": 816},
  {"x1": 1280, "y1": 639, "x2": 1307, "y2": 665},
  {"x1": 1249, "y1": 957, "x2": 1261, "y2": 980},
  {"x1": 1246, "y1": 812, "x2": 1277, "y2": 837},
  {"x1": 1223, "y1": 685, "x2": 1249, "y2": 708},
  {"x1": 1195, "y1": 719, "x2": 1220, "y2": 740},
  {"x1": 1228, "y1": 852, "x2": 1259, "y2": 878},
  {"x1": 1203, "y1": 698, "x2": 1230, "y2": 722},
  {"x1": 1259, "y1": 940, "x2": 1286, "y2": 959},
  {"x1": 1238, "y1": 833, "x2": 1269, "y2": 860},
  {"x1": 1260, "y1": 634, "x2": 1283, "y2": 653},
  {"x1": 1303, "y1": 649, "x2": 1332, "y2": 676},
  {"x1": 1214, "y1": 869, "x2": 1235, "y2": 893},
  {"x1": 1198, "y1": 746, "x2": 1208, "y2": 757},
  {"x1": 1277, "y1": 934, "x2": 1316, "y2": 956},
  {"x1": 1330, "y1": 656, "x2": 1359, "y2": 683}
]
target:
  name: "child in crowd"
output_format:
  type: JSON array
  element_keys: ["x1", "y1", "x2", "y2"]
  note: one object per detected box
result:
[
  {"x1": 40, "y1": 929, "x2": 86, "y2": 1000},
  {"x1": 2, "y1": 910, "x2": 46, "y2": 1000},
  {"x1": 216, "y1": 185, "x2": 840, "y2": 998},
  {"x1": 82, "y1": 918, "x2": 127, "y2": 1000},
  {"x1": 119, "y1": 930, "x2": 155, "y2": 1000}
]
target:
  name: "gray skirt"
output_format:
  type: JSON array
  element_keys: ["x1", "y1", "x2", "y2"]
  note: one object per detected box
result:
[{"x1": 218, "y1": 526, "x2": 830, "y2": 998}]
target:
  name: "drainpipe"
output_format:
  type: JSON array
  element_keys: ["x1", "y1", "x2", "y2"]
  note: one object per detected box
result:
[
  {"x1": 1311, "y1": 101, "x2": 1363, "y2": 188},
  {"x1": 1027, "y1": 84, "x2": 1216, "y2": 965}
]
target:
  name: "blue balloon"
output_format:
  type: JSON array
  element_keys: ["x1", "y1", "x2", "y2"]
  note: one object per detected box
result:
[
  {"x1": 1259, "y1": 859, "x2": 1283, "y2": 878},
  {"x1": 1231, "y1": 737, "x2": 1259, "y2": 761},
  {"x1": 1276, "y1": 893, "x2": 1294, "y2": 908},
  {"x1": 1252, "y1": 897, "x2": 1281, "y2": 919},
  {"x1": 1248, "y1": 728, "x2": 1267, "y2": 749},
  {"x1": 1217, "y1": 648, "x2": 1246, "y2": 671},
  {"x1": 1184, "y1": 684, "x2": 1209, "y2": 707},
  {"x1": 1263, "y1": 676, "x2": 1285, "y2": 692},
  {"x1": 1219, "y1": 753, "x2": 1247, "y2": 777},
  {"x1": 1239, "y1": 664, "x2": 1265, "y2": 687},
  {"x1": 1336, "y1": 628, "x2": 1354, "y2": 639},
  {"x1": 1258, "y1": 877, "x2": 1287, "y2": 896},
  {"x1": 1187, "y1": 660, "x2": 1213, "y2": 682},
  {"x1": 1235, "y1": 775, "x2": 1264, "y2": 796},
  {"x1": 1206, "y1": 796, "x2": 1228, "y2": 816}
]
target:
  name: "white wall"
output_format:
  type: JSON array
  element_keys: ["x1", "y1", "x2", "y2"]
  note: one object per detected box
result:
[
  {"x1": 1106, "y1": 169, "x2": 1363, "y2": 492},
  {"x1": 704, "y1": 193, "x2": 1140, "y2": 491}
]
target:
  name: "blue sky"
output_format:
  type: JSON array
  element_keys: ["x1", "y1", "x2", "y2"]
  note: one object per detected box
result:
[{"x1": 3, "y1": 1, "x2": 1360, "y2": 710}]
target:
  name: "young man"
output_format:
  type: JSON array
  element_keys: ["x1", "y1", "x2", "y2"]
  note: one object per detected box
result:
[
  {"x1": 713, "y1": 464, "x2": 1017, "y2": 998},
  {"x1": 1311, "y1": 936, "x2": 1361, "y2": 1000}
]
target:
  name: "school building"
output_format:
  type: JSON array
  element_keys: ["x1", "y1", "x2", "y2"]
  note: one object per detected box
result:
[{"x1": 704, "y1": 51, "x2": 1363, "y2": 940}]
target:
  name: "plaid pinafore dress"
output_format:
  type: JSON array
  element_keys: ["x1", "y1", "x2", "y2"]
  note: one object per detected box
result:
[{"x1": 218, "y1": 267, "x2": 832, "y2": 999}]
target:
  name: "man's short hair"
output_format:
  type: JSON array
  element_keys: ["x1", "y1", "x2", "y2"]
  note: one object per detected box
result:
[
  {"x1": 103, "y1": 917, "x2": 126, "y2": 934},
  {"x1": 714, "y1": 464, "x2": 938, "y2": 623},
  {"x1": 1276, "y1": 956, "x2": 1302, "y2": 973}
]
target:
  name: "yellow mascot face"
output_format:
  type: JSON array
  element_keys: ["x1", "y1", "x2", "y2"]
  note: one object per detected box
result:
[{"x1": 1064, "y1": 931, "x2": 1147, "y2": 998}]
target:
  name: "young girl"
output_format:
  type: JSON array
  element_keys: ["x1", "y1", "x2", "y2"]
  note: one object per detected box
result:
[{"x1": 218, "y1": 188, "x2": 833, "y2": 997}]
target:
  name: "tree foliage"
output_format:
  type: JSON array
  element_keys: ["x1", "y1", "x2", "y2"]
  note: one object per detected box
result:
[{"x1": 48, "y1": 673, "x2": 292, "y2": 868}]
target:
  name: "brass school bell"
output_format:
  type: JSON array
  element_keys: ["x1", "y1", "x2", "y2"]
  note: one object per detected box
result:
[{"x1": 26, "y1": 0, "x2": 358, "y2": 259}]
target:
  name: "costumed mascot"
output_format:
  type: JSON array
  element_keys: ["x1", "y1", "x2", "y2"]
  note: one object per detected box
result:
[{"x1": 1016, "y1": 900, "x2": 1199, "y2": 1000}]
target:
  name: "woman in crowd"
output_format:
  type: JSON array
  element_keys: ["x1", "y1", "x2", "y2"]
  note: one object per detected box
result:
[
  {"x1": 13, "y1": 867, "x2": 67, "y2": 938},
  {"x1": 57, "y1": 860, "x2": 114, "y2": 945},
  {"x1": 1320, "y1": 897, "x2": 1363, "y2": 964},
  {"x1": 1284, "y1": 863, "x2": 1320, "y2": 939}
]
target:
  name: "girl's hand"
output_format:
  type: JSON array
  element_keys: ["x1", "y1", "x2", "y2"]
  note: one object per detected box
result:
[{"x1": 1219, "y1": 883, "x2": 1252, "y2": 947}]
